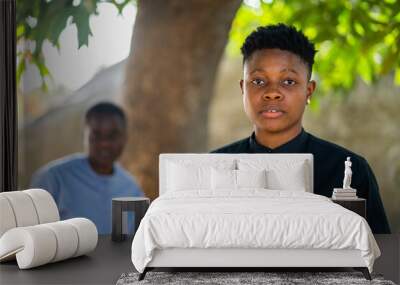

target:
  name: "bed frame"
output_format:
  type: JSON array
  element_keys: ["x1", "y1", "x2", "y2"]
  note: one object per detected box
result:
[
  {"x1": 138, "y1": 154, "x2": 371, "y2": 280},
  {"x1": 140, "y1": 248, "x2": 370, "y2": 280}
]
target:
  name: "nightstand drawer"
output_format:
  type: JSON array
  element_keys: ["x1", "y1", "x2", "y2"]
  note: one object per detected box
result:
[{"x1": 331, "y1": 198, "x2": 366, "y2": 218}]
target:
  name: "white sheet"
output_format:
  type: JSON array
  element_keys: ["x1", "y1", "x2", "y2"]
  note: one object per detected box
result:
[{"x1": 131, "y1": 190, "x2": 380, "y2": 273}]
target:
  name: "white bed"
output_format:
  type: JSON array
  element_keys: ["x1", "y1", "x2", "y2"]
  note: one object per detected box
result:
[{"x1": 131, "y1": 154, "x2": 380, "y2": 280}]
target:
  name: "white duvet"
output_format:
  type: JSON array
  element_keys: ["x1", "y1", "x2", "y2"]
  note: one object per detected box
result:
[{"x1": 131, "y1": 190, "x2": 380, "y2": 273}]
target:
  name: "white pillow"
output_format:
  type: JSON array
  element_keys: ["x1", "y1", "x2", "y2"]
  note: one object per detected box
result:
[
  {"x1": 237, "y1": 169, "x2": 267, "y2": 188},
  {"x1": 167, "y1": 162, "x2": 211, "y2": 191},
  {"x1": 238, "y1": 159, "x2": 309, "y2": 192},
  {"x1": 166, "y1": 159, "x2": 236, "y2": 192},
  {"x1": 211, "y1": 169, "x2": 267, "y2": 190},
  {"x1": 267, "y1": 167, "x2": 306, "y2": 191},
  {"x1": 211, "y1": 169, "x2": 236, "y2": 190}
]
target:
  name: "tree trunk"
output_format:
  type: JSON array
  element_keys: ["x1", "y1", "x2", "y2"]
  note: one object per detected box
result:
[{"x1": 121, "y1": 0, "x2": 241, "y2": 200}]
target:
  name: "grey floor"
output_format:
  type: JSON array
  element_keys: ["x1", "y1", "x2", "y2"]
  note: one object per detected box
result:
[
  {"x1": 0, "y1": 235, "x2": 398, "y2": 285},
  {"x1": 0, "y1": 236, "x2": 134, "y2": 285}
]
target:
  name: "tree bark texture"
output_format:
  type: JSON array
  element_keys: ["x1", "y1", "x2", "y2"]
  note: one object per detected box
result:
[{"x1": 122, "y1": 0, "x2": 241, "y2": 200}]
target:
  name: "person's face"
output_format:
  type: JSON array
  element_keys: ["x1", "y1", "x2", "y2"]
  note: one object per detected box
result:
[
  {"x1": 85, "y1": 115, "x2": 127, "y2": 168},
  {"x1": 240, "y1": 48, "x2": 316, "y2": 135}
]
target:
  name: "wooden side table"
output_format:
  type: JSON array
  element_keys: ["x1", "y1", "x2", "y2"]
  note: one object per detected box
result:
[
  {"x1": 112, "y1": 197, "x2": 150, "y2": 242},
  {"x1": 331, "y1": 198, "x2": 366, "y2": 218}
]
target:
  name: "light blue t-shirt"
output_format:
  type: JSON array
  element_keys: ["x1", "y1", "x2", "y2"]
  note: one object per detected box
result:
[{"x1": 31, "y1": 154, "x2": 144, "y2": 234}]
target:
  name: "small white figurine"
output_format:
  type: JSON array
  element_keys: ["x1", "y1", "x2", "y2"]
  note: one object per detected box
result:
[
  {"x1": 343, "y1": 157, "x2": 353, "y2": 189},
  {"x1": 332, "y1": 157, "x2": 357, "y2": 199}
]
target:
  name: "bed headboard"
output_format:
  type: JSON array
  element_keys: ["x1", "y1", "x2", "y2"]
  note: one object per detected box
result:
[{"x1": 159, "y1": 153, "x2": 314, "y2": 195}]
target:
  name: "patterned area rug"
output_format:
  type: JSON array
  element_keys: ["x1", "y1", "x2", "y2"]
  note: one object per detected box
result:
[{"x1": 116, "y1": 271, "x2": 396, "y2": 285}]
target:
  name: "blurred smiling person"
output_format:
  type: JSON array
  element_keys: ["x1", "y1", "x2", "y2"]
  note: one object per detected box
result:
[{"x1": 31, "y1": 102, "x2": 144, "y2": 234}]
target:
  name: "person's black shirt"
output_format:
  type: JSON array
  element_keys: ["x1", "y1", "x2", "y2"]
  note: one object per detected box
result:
[{"x1": 211, "y1": 129, "x2": 391, "y2": 234}]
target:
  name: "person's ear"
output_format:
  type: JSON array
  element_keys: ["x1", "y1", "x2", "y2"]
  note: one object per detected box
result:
[
  {"x1": 306, "y1": 80, "x2": 316, "y2": 103},
  {"x1": 240, "y1": 79, "x2": 244, "y2": 95}
]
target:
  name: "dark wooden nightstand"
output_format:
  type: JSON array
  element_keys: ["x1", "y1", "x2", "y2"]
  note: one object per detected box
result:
[{"x1": 331, "y1": 198, "x2": 366, "y2": 218}]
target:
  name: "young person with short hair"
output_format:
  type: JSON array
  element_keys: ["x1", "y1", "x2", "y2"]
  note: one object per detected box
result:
[{"x1": 212, "y1": 24, "x2": 390, "y2": 234}]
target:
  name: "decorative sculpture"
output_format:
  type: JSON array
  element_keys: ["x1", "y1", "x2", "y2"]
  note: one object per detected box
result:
[
  {"x1": 332, "y1": 157, "x2": 357, "y2": 199},
  {"x1": 343, "y1": 157, "x2": 353, "y2": 189}
]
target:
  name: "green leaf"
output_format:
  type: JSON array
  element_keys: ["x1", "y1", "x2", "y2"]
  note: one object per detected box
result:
[
  {"x1": 72, "y1": 5, "x2": 93, "y2": 48},
  {"x1": 31, "y1": 54, "x2": 51, "y2": 91},
  {"x1": 47, "y1": 1, "x2": 74, "y2": 46},
  {"x1": 357, "y1": 55, "x2": 374, "y2": 83},
  {"x1": 16, "y1": 24, "x2": 25, "y2": 38},
  {"x1": 111, "y1": 0, "x2": 132, "y2": 15}
]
